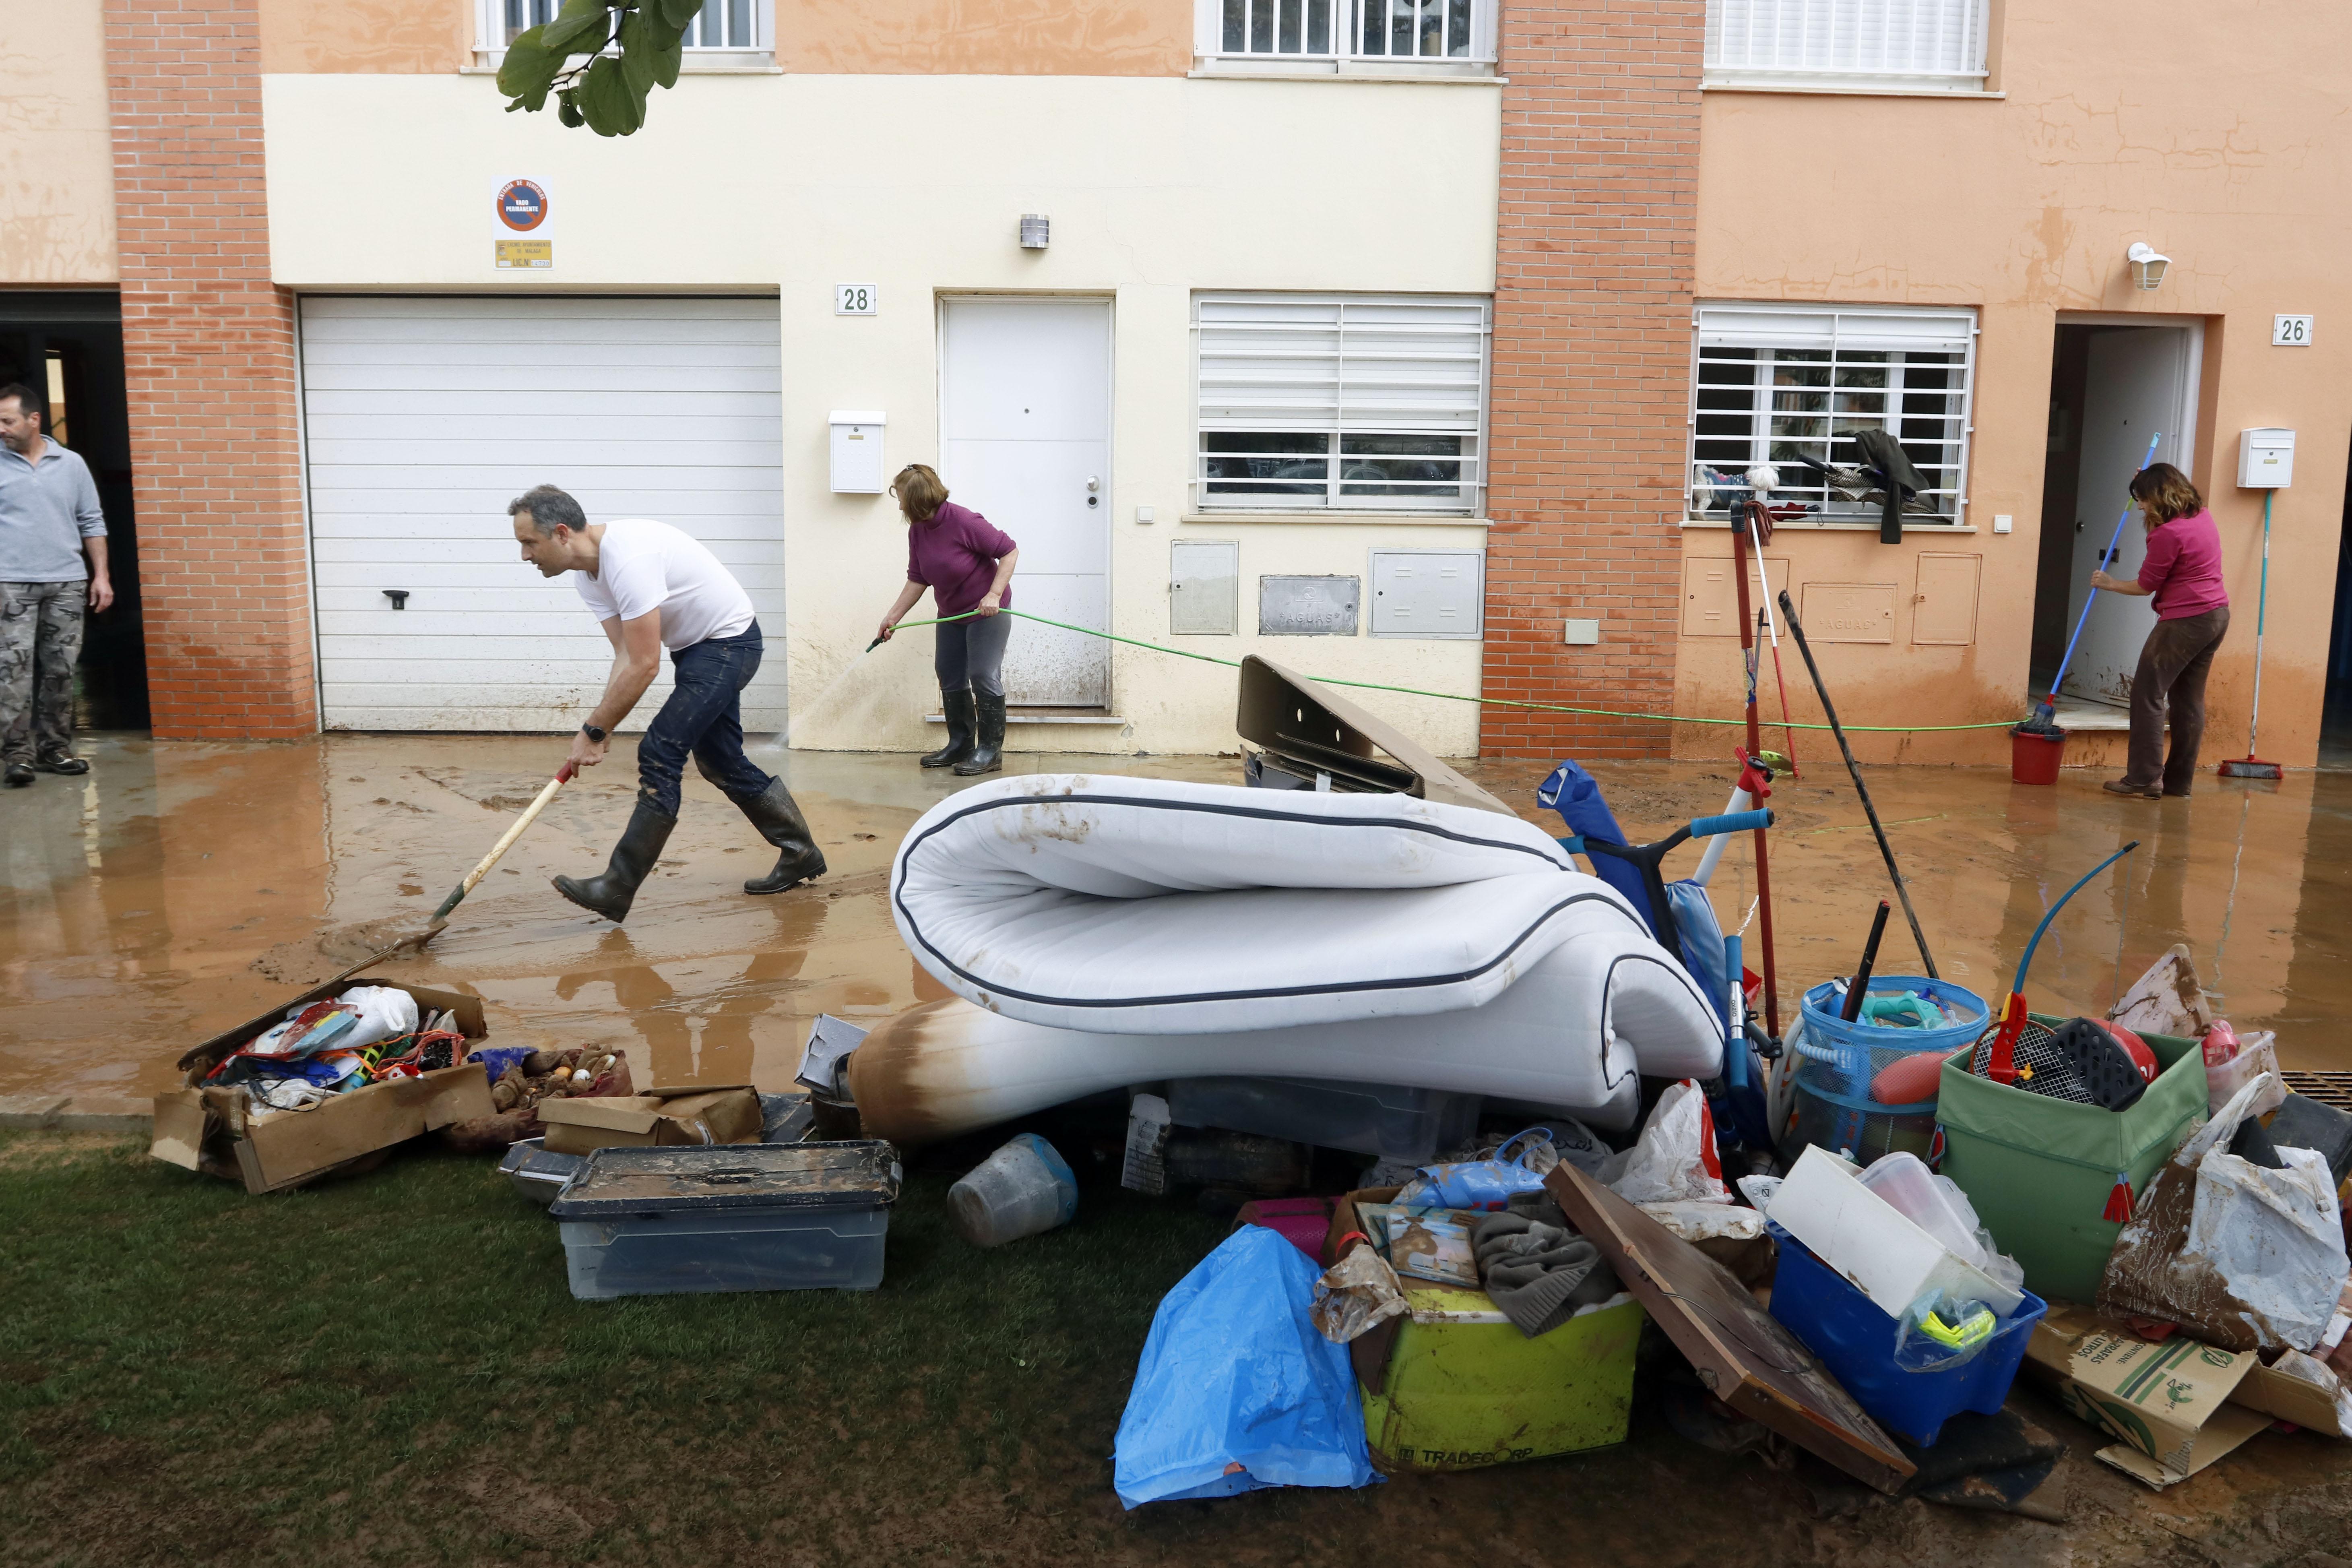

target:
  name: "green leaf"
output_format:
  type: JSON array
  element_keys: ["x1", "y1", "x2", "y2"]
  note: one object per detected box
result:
[
  {"x1": 495, "y1": 27, "x2": 566, "y2": 97},
  {"x1": 540, "y1": 0, "x2": 617, "y2": 56},
  {"x1": 658, "y1": 0, "x2": 704, "y2": 29},
  {"x1": 618, "y1": 8, "x2": 657, "y2": 99},
  {"x1": 558, "y1": 89, "x2": 585, "y2": 128},
  {"x1": 504, "y1": 83, "x2": 550, "y2": 114},
  {"x1": 640, "y1": 12, "x2": 685, "y2": 87},
  {"x1": 578, "y1": 54, "x2": 642, "y2": 137}
]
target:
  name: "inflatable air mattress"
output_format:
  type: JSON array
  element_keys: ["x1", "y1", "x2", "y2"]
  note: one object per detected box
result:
[{"x1": 859, "y1": 775, "x2": 1724, "y2": 1141}]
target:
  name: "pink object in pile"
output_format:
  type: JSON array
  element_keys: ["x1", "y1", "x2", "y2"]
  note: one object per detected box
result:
[{"x1": 1236, "y1": 1196, "x2": 1334, "y2": 1261}]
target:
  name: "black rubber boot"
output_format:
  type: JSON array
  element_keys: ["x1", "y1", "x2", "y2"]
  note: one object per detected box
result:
[
  {"x1": 552, "y1": 798, "x2": 676, "y2": 922},
  {"x1": 736, "y1": 777, "x2": 828, "y2": 895},
  {"x1": 953, "y1": 692, "x2": 1006, "y2": 777},
  {"x1": 921, "y1": 688, "x2": 977, "y2": 769}
]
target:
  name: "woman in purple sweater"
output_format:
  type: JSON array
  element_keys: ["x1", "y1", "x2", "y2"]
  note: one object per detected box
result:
[
  {"x1": 2088, "y1": 463, "x2": 2229, "y2": 798},
  {"x1": 873, "y1": 464, "x2": 1020, "y2": 775}
]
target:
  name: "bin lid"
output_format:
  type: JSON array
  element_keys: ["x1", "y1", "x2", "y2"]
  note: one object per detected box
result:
[{"x1": 549, "y1": 1140, "x2": 900, "y2": 1218}]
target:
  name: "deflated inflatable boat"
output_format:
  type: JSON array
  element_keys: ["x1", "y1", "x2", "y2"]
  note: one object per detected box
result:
[{"x1": 849, "y1": 774, "x2": 1724, "y2": 1142}]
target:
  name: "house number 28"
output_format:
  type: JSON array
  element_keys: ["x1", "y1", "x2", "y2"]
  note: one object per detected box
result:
[{"x1": 836, "y1": 284, "x2": 877, "y2": 316}]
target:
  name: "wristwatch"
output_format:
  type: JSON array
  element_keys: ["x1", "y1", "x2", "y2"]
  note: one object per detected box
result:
[{"x1": 580, "y1": 723, "x2": 607, "y2": 744}]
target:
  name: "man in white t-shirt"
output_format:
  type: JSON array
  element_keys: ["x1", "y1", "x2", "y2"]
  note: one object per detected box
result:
[{"x1": 510, "y1": 483, "x2": 824, "y2": 921}]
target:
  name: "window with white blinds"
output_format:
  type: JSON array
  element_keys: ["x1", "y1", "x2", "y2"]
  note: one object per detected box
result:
[
  {"x1": 1689, "y1": 303, "x2": 1977, "y2": 525},
  {"x1": 1704, "y1": 0, "x2": 1990, "y2": 93},
  {"x1": 482, "y1": 0, "x2": 765, "y2": 54},
  {"x1": 1195, "y1": 295, "x2": 1490, "y2": 513}
]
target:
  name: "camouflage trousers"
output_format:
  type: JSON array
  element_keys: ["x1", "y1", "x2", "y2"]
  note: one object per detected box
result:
[{"x1": 0, "y1": 581, "x2": 85, "y2": 764}]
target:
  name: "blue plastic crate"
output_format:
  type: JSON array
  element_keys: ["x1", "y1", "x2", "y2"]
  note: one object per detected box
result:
[
  {"x1": 1764, "y1": 1221, "x2": 2045, "y2": 1448},
  {"x1": 1793, "y1": 977, "x2": 1988, "y2": 1099}
]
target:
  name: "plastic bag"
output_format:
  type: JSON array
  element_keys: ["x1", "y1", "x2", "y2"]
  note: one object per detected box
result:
[
  {"x1": 1113, "y1": 1227, "x2": 1379, "y2": 1507},
  {"x1": 2099, "y1": 1072, "x2": 2352, "y2": 1353},
  {"x1": 2204, "y1": 1025, "x2": 2286, "y2": 1119},
  {"x1": 1892, "y1": 1289, "x2": 2001, "y2": 1373},
  {"x1": 336, "y1": 985, "x2": 420, "y2": 1052},
  {"x1": 1311, "y1": 1244, "x2": 1408, "y2": 1345},
  {"x1": 1601, "y1": 1081, "x2": 1730, "y2": 1205},
  {"x1": 1394, "y1": 1128, "x2": 1557, "y2": 1211}
]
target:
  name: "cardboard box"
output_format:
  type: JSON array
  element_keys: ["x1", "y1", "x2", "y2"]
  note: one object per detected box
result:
[
  {"x1": 539, "y1": 1085, "x2": 762, "y2": 1156},
  {"x1": 2024, "y1": 1304, "x2": 2274, "y2": 1487},
  {"x1": 1770, "y1": 1145, "x2": 2024, "y2": 1320},
  {"x1": 150, "y1": 972, "x2": 494, "y2": 1196}
]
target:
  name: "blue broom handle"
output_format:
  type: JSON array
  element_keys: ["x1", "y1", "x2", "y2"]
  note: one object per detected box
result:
[
  {"x1": 2048, "y1": 432, "x2": 2162, "y2": 702},
  {"x1": 2013, "y1": 841, "x2": 2141, "y2": 995}
]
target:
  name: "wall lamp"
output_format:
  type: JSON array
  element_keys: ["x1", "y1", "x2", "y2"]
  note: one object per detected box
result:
[
  {"x1": 2127, "y1": 242, "x2": 2170, "y2": 291},
  {"x1": 1019, "y1": 214, "x2": 1051, "y2": 250}
]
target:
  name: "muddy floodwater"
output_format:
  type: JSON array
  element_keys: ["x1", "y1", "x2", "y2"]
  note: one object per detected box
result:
[{"x1": 6, "y1": 733, "x2": 2351, "y2": 1111}]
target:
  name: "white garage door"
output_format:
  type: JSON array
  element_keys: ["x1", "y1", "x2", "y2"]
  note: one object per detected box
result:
[{"x1": 301, "y1": 295, "x2": 784, "y2": 731}]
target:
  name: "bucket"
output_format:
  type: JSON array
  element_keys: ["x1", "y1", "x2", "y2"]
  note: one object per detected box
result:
[
  {"x1": 2010, "y1": 725, "x2": 2066, "y2": 785},
  {"x1": 948, "y1": 1132, "x2": 1079, "y2": 1248}
]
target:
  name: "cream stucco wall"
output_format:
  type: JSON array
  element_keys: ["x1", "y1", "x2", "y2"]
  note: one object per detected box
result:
[
  {"x1": 2, "y1": 0, "x2": 116, "y2": 282},
  {"x1": 1683, "y1": 4, "x2": 2352, "y2": 768},
  {"x1": 261, "y1": 72, "x2": 1500, "y2": 755}
]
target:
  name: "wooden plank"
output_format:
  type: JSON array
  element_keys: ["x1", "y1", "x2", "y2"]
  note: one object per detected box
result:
[{"x1": 1546, "y1": 1164, "x2": 1917, "y2": 1495}]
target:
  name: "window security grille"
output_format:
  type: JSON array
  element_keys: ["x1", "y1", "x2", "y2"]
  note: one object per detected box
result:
[
  {"x1": 496, "y1": 0, "x2": 759, "y2": 50},
  {"x1": 1199, "y1": 0, "x2": 1497, "y2": 66},
  {"x1": 1689, "y1": 303, "x2": 1976, "y2": 525},
  {"x1": 1704, "y1": 0, "x2": 1989, "y2": 92},
  {"x1": 1196, "y1": 295, "x2": 1490, "y2": 514}
]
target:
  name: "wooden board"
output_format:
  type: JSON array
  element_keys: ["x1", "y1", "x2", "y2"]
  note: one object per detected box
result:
[{"x1": 1547, "y1": 1164, "x2": 1917, "y2": 1494}]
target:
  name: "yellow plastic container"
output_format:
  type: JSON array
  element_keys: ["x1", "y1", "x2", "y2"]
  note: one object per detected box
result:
[{"x1": 1361, "y1": 1281, "x2": 1644, "y2": 1470}]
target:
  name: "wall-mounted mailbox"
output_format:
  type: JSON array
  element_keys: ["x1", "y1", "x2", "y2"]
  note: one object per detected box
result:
[
  {"x1": 2238, "y1": 427, "x2": 2294, "y2": 489},
  {"x1": 830, "y1": 411, "x2": 886, "y2": 494}
]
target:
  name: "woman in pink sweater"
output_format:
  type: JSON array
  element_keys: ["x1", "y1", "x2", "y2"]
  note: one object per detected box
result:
[
  {"x1": 873, "y1": 464, "x2": 1020, "y2": 776},
  {"x1": 2088, "y1": 463, "x2": 2229, "y2": 797}
]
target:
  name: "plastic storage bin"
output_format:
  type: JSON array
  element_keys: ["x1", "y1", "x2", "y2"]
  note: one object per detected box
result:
[
  {"x1": 498, "y1": 1137, "x2": 583, "y2": 1206},
  {"x1": 1362, "y1": 1282, "x2": 1645, "y2": 1469},
  {"x1": 1765, "y1": 1222, "x2": 2046, "y2": 1447},
  {"x1": 1167, "y1": 1076, "x2": 1480, "y2": 1162},
  {"x1": 547, "y1": 1141, "x2": 899, "y2": 1301},
  {"x1": 1936, "y1": 1021, "x2": 2204, "y2": 1304}
]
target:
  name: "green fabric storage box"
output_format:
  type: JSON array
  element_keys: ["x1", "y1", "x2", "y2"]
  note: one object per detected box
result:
[
  {"x1": 1936, "y1": 1021, "x2": 2204, "y2": 1305},
  {"x1": 1360, "y1": 1281, "x2": 1644, "y2": 1470}
]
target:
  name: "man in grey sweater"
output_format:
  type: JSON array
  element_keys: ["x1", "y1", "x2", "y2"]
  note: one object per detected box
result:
[{"x1": 0, "y1": 383, "x2": 111, "y2": 787}]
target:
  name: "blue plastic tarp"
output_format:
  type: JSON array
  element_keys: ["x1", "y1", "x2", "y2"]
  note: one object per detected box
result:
[{"x1": 1111, "y1": 1225, "x2": 1379, "y2": 1508}]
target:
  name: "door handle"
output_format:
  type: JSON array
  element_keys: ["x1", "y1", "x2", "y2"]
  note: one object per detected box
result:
[{"x1": 1086, "y1": 476, "x2": 1101, "y2": 492}]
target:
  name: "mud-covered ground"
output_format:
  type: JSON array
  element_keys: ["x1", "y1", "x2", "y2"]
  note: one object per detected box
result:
[{"x1": 5, "y1": 734, "x2": 2350, "y2": 1111}]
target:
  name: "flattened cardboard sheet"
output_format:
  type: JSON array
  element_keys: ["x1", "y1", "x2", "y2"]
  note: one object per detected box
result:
[{"x1": 1547, "y1": 1163, "x2": 1916, "y2": 1494}]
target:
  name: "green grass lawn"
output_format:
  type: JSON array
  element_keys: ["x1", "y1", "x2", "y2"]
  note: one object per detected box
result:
[
  {"x1": 10, "y1": 1130, "x2": 2352, "y2": 1568},
  {"x1": 0, "y1": 1130, "x2": 1237, "y2": 1566}
]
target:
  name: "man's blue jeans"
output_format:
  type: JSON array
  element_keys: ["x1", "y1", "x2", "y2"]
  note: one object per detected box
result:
[{"x1": 636, "y1": 621, "x2": 772, "y2": 816}]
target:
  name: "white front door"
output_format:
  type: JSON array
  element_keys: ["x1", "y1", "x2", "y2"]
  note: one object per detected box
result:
[
  {"x1": 2060, "y1": 324, "x2": 2199, "y2": 707},
  {"x1": 939, "y1": 299, "x2": 1111, "y2": 707}
]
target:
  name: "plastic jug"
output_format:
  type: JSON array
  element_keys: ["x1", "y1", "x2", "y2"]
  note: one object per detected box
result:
[{"x1": 948, "y1": 1133, "x2": 1078, "y2": 1248}]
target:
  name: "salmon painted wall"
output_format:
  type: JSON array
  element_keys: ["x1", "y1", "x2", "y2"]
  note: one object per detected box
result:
[
  {"x1": 1682, "y1": 2, "x2": 2352, "y2": 769},
  {"x1": 248, "y1": 0, "x2": 1188, "y2": 76},
  {"x1": 2, "y1": 0, "x2": 117, "y2": 281}
]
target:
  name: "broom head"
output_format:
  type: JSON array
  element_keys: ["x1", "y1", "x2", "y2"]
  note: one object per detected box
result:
[{"x1": 2217, "y1": 756, "x2": 2283, "y2": 780}]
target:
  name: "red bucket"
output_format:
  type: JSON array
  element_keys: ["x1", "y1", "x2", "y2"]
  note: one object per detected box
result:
[{"x1": 2010, "y1": 726, "x2": 2066, "y2": 785}]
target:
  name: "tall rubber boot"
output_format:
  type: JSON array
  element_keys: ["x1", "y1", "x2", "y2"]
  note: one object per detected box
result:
[
  {"x1": 736, "y1": 777, "x2": 829, "y2": 895},
  {"x1": 552, "y1": 798, "x2": 676, "y2": 923},
  {"x1": 921, "y1": 688, "x2": 977, "y2": 769},
  {"x1": 954, "y1": 692, "x2": 1006, "y2": 777}
]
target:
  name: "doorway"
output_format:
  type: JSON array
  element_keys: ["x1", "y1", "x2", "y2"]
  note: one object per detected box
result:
[
  {"x1": 2032, "y1": 319, "x2": 2201, "y2": 711},
  {"x1": 0, "y1": 292, "x2": 147, "y2": 730},
  {"x1": 938, "y1": 298, "x2": 1112, "y2": 708},
  {"x1": 2323, "y1": 428, "x2": 2352, "y2": 767}
]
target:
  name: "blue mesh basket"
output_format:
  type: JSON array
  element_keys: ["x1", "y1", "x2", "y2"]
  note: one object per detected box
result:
[{"x1": 1792, "y1": 977, "x2": 1988, "y2": 1099}]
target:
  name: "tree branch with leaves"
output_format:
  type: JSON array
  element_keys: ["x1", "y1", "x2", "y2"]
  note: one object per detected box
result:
[{"x1": 496, "y1": 0, "x2": 701, "y2": 136}]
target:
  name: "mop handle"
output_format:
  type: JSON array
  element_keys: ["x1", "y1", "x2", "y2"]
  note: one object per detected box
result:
[
  {"x1": 2248, "y1": 489, "x2": 2272, "y2": 754},
  {"x1": 2011, "y1": 841, "x2": 2140, "y2": 994},
  {"x1": 1779, "y1": 589, "x2": 1938, "y2": 979},
  {"x1": 2047, "y1": 432, "x2": 2162, "y2": 700},
  {"x1": 430, "y1": 761, "x2": 577, "y2": 921}
]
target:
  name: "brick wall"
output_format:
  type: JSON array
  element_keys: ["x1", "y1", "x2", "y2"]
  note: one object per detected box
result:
[
  {"x1": 104, "y1": 0, "x2": 316, "y2": 738},
  {"x1": 1482, "y1": 1, "x2": 1706, "y2": 757}
]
